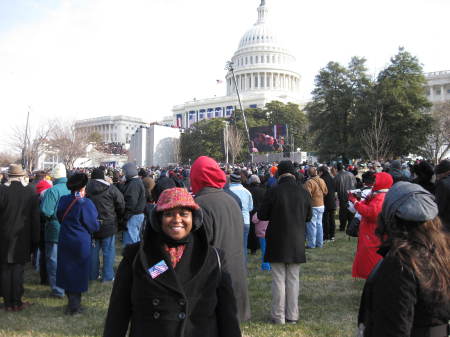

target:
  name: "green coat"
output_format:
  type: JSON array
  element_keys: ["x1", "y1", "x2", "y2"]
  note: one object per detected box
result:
[{"x1": 40, "y1": 178, "x2": 70, "y2": 243}]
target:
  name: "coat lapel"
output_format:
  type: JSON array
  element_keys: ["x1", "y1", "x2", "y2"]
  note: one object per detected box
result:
[{"x1": 138, "y1": 234, "x2": 184, "y2": 296}]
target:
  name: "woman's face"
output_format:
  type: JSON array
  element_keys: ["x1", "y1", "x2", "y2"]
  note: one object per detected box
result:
[{"x1": 161, "y1": 207, "x2": 193, "y2": 240}]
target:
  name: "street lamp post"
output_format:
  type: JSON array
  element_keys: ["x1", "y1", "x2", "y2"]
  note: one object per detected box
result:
[
  {"x1": 225, "y1": 61, "x2": 252, "y2": 161},
  {"x1": 223, "y1": 121, "x2": 229, "y2": 165}
]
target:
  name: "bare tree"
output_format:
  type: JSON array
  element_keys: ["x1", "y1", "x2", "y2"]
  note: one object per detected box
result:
[
  {"x1": 50, "y1": 121, "x2": 88, "y2": 170},
  {"x1": 360, "y1": 108, "x2": 391, "y2": 161},
  {"x1": 227, "y1": 126, "x2": 245, "y2": 164},
  {"x1": 419, "y1": 102, "x2": 450, "y2": 163},
  {"x1": 9, "y1": 122, "x2": 53, "y2": 172},
  {"x1": 0, "y1": 152, "x2": 20, "y2": 167}
]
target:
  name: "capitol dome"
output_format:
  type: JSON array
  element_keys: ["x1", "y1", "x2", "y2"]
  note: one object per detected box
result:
[
  {"x1": 226, "y1": 0, "x2": 300, "y2": 97},
  {"x1": 238, "y1": 17, "x2": 284, "y2": 50}
]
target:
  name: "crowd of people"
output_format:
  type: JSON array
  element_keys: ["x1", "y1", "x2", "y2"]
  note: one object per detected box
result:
[{"x1": 0, "y1": 156, "x2": 449, "y2": 337}]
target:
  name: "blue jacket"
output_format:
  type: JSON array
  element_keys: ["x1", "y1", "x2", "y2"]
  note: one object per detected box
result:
[
  {"x1": 56, "y1": 194, "x2": 99, "y2": 293},
  {"x1": 229, "y1": 183, "x2": 253, "y2": 224},
  {"x1": 40, "y1": 178, "x2": 70, "y2": 243}
]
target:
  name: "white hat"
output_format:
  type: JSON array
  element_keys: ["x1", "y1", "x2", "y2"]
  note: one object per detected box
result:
[{"x1": 51, "y1": 163, "x2": 66, "y2": 179}]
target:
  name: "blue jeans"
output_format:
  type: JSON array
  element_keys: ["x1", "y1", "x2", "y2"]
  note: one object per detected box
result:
[
  {"x1": 123, "y1": 214, "x2": 144, "y2": 247},
  {"x1": 45, "y1": 242, "x2": 64, "y2": 296},
  {"x1": 243, "y1": 223, "x2": 250, "y2": 260},
  {"x1": 90, "y1": 235, "x2": 115, "y2": 281},
  {"x1": 306, "y1": 206, "x2": 325, "y2": 248}
]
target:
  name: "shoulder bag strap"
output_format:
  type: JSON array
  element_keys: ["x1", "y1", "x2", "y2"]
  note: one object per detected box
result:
[
  {"x1": 61, "y1": 197, "x2": 79, "y2": 223},
  {"x1": 312, "y1": 177, "x2": 326, "y2": 195}
]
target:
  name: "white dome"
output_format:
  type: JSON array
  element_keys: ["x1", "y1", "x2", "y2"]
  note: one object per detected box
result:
[
  {"x1": 225, "y1": 1, "x2": 301, "y2": 98},
  {"x1": 238, "y1": 22, "x2": 285, "y2": 50}
]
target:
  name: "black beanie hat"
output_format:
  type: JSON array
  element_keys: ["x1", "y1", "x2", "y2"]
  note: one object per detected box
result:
[
  {"x1": 91, "y1": 168, "x2": 105, "y2": 180},
  {"x1": 277, "y1": 160, "x2": 295, "y2": 176},
  {"x1": 435, "y1": 160, "x2": 450, "y2": 175},
  {"x1": 67, "y1": 173, "x2": 89, "y2": 192}
]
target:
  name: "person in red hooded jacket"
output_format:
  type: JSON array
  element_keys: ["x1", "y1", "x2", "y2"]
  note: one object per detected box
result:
[
  {"x1": 349, "y1": 172, "x2": 393, "y2": 279},
  {"x1": 190, "y1": 156, "x2": 251, "y2": 322}
]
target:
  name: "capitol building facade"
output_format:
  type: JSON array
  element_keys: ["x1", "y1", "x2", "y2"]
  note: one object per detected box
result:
[{"x1": 172, "y1": 0, "x2": 301, "y2": 128}]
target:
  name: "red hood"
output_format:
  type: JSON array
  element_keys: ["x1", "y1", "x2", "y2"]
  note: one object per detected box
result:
[
  {"x1": 190, "y1": 156, "x2": 226, "y2": 194},
  {"x1": 373, "y1": 172, "x2": 393, "y2": 191},
  {"x1": 36, "y1": 180, "x2": 52, "y2": 195}
]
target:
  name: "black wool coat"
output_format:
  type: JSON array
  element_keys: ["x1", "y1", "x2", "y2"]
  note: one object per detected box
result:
[
  {"x1": 194, "y1": 187, "x2": 250, "y2": 322},
  {"x1": 0, "y1": 181, "x2": 40, "y2": 264},
  {"x1": 320, "y1": 172, "x2": 336, "y2": 211},
  {"x1": 258, "y1": 175, "x2": 312, "y2": 264},
  {"x1": 358, "y1": 248, "x2": 450, "y2": 337},
  {"x1": 118, "y1": 177, "x2": 146, "y2": 221},
  {"x1": 103, "y1": 226, "x2": 241, "y2": 337},
  {"x1": 247, "y1": 184, "x2": 266, "y2": 212},
  {"x1": 86, "y1": 179, "x2": 125, "y2": 239},
  {"x1": 434, "y1": 175, "x2": 450, "y2": 231}
]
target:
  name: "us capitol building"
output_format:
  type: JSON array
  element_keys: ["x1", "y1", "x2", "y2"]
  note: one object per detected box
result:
[{"x1": 172, "y1": 0, "x2": 302, "y2": 128}]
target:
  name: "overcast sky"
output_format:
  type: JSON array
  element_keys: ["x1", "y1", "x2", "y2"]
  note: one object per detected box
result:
[{"x1": 0, "y1": 0, "x2": 449, "y2": 151}]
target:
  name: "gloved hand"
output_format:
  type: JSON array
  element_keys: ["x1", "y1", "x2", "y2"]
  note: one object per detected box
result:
[{"x1": 348, "y1": 192, "x2": 357, "y2": 204}]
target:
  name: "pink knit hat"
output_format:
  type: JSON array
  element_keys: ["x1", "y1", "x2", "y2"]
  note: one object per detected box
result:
[{"x1": 156, "y1": 188, "x2": 200, "y2": 212}]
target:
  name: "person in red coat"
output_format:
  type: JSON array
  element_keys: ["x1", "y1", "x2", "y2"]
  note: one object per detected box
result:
[{"x1": 349, "y1": 172, "x2": 393, "y2": 279}]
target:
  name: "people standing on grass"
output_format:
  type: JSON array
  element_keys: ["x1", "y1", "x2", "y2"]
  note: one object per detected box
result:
[
  {"x1": 40, "y1": 163, "x2": 70, "y2": 298},
  {"x1": 247, "y1": 174, "x2": 268, "y2": 267},
  {"x1": 32, "y1": 171, "x2": 53, "y2": 285},
  {"x1": 117, "y1": 163, "x2": 146, "y2": 247},
  {"x1": 0, "y1": 164, "x2": 40, "y2": 312},
  {"x1": 334, "y1": 163, "x2": 357, "y2": 232},
  {"x1": 259, "y1": 160, "x2": 312, "y2": 325},
  {"x1": 304, "y1": 166, "x2": 328, "y2": 249},
  {"x1": 357, "y1": 182, "x2": 450, "y2": 337},
  {"x1": 228, "y1": 169, "x2": 254, "y2": 260},
  {"x1": 317, "y1": 166, "x2": 337, "y2": 242},
  {"x1": 86, "y1": 167, "x2": 125, "y2": 282},
  {"x1": 190, "y1": 156, "x2": 251, "y2": 322},
  {"x1": 103, "y1": 187, "x2": 241, "y2": 337},
  {"x1": 349, "y1": 172, "x2": 393, "y2": 279},
  {"x1": 56, "y1": 173, "x2": 99, "y2": 315}
]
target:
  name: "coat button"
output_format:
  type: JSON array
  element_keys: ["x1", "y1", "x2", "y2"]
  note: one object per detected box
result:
[
  {"x1": 178, "y1": 299, "x2": 186, "y2": 306},
  {"x1": 178, "y1": 312, "x2": 186, "y2": 320},
  {"x1": 152, "y1": 298, "x2": 160, "y2": 306},
  {"x1": 153, "y1": 312, "x2": 160, "y2": 319}
]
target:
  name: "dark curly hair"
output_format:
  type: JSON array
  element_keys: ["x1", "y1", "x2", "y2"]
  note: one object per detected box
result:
[{"x1": 376, "y1": 216, "x2": 450, "y2": 302}]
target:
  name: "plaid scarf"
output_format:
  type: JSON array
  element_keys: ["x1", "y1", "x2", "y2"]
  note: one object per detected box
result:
[{"x1": 164, "y1": 244, "x2": 186, "y2": 268}]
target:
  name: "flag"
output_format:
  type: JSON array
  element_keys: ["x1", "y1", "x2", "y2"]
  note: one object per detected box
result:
[{"x1": 148, "y1": 260, "x2": 169, "y2": 279}]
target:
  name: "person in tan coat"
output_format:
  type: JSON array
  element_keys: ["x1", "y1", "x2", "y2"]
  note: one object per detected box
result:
[{"x1": 304, "y1": 167, "x2": 328, "y2": 248}]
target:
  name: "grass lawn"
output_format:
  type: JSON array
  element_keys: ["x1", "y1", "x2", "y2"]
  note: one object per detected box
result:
[{"x1": 0, "y1": 232, "x2": 364, "y2": 337}]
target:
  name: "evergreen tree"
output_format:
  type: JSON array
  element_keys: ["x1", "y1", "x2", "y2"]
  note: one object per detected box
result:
[
  {"x1": 179, "y1": 118, "x2": 226, "y2": 163},
  {"x1": 306, "y1": 57, "x2": 372, "y2": 161},
  {"x1": 375, "y1": 47, "x2": 432, "y2": 157}
]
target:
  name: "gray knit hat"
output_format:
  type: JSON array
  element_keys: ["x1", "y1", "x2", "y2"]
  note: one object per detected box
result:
[
  {"x1": 248, "y1": 174, "x2": 261, "y2": 185},
  {"x1": 122, "y1": 162, "x2": 138, "y2": 179},
  {"x1": 381, "y1": 181, "x2": 438, "y2": 223}
]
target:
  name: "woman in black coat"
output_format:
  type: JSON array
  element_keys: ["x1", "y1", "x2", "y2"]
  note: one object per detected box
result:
[
  {"x1": 103, "y1": 187, "x2": 241, "y2": 337},
  {"x1": 317, "y1": 166, "x2": 336, "y2": 241},
  {"x1": 246, "y1": 175, "x2": 265, "y2": 254},
  {"x1": 358, "y1": 182, "x2": 450, "y2": 337},
  {"x1": 0, "y1": 165, "x2": 40, "y2": 311},
  {"x1": 258, "y1": 161, "x2": 312, "y2": 324}
]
